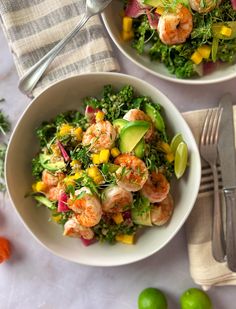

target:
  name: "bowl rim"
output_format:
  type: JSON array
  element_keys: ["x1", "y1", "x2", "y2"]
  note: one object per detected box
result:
[
  {"x1": 5, "y1": 72, "x2": 201, "y2": 266},
  {"x1": 101, "y1": 8, "x2": 236, "y2": 85}
]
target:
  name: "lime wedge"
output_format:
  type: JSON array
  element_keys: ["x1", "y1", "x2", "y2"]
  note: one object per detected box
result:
[
  {"x1": 174, "y1": 141, "x2": 188, "y2": 179},
  {"x1": 170, "y1": 133, "x2": 183, "y2": 154}
]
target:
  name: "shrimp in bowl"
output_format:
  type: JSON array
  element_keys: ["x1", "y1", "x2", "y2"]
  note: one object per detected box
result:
[{"x1": 30, "y1": 84, "x2": 190, "y2": 246}]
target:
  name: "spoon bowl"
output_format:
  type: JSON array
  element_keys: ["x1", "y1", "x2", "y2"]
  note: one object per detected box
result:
[{"x1": 18, "y1": 0, "x2": 113, "y2": 96}]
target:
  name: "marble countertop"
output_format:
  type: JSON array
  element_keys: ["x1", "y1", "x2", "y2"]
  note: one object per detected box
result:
[{"x1": 1, "y1": 24, "x2": 236, "y2": 309}]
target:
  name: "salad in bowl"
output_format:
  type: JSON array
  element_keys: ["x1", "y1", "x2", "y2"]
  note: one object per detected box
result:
[
  {"x1": 103, "y1": 0, "x2": 236, "y2": 82},
  {"x1": 5, "y1": 73, "x2": 201, "y2": 265},
  {"x1": 31, "y1": 84, "x2": 188, "y2": 246}
]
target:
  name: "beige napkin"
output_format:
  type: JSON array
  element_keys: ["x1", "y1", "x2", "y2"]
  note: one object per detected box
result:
[
  {"x1": 182, "y1": 107, "x2": 236, "y2": 290},
  {"x1": 0, "y1": 0, "x2": 119, "y2": 97}
]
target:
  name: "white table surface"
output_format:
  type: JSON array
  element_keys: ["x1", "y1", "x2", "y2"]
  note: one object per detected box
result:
[{"x1": 1, "y1": 24, "x2": 236, "y2": 309}]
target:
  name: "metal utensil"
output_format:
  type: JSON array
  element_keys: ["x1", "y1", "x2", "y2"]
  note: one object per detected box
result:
[
  {"x1": 218, "y1": 93, "x2": 236, "y2": 272},
  {"x1": 18, "y1": 0, "x2": 113, "y2": 96},
  {"x1": 200, "y1": 107, "x2": 226, "y2": 262}
]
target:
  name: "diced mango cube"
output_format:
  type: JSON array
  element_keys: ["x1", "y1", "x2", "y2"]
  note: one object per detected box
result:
[
  {"x1": 91, "y1": 153, "x2": 101, "y2": 165},
  {"x1": 58, "y1": 124, "x2": 73, "y2": 136},
  {"x1": 94, "y1": 174, "x2": 104, "y2": 185},
  {"x1": 73, "y1": 127, "x2": 83, "y2": 141},
  {"x1": 95, "y1": 111, "x2": 105, "y2": 122},
  {"x1": 155, "y1": 7, "x2": 164, "y2": 15},
  {"x1": 122, "y1": 16, "x2": 133, "y2": 32},
  {"x1": 191, "y1": 51, "x2": 203, "y2": 65},
  {"x1": 99, "y1": 149, "x2": 110, "y2": 163},
  {"x1": 112, "y1": 213, "x2": 124, "y2": 224},
  {"x1": 197, "y1": 45, "x2": 211, "y2": 59},
  {"x1": 220, "y1": 25, "x2": 232, "y2": 37},
  {"x1": 111, "y1": 147, "x2": 120, "y2": 158},
  {"x1": 121, "y1": 30, "x2": 134, "y2": 41},
  {"x1": 116, "y1": 234, "x2": 134, "y2": 245},
  {"x1": 33, "y1": 181, "x2": 47, "y2": 192},
  {"x1": 165, "y1": 152, "x2": 175, "y2": 163},
  {"x1": 87, "y1": 166, "x2": 101, "y2": 179},
  {"x1": 51, "y1": 214, "x2": 62, "y2": 223},
  {"x1": 51, "y1": 143, "x2": 61, "y2": 156},
  {"x1": 158, "y1": 142, "x2": 172, "y2": 154}
]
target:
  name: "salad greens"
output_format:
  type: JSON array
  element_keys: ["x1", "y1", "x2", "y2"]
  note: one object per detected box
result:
[
  {"x1": 124, "y1": 0, "x2": 236, "y2": 78},
  {"x1": 31, "y1": 85, "x2": 185, "y2": 246}
]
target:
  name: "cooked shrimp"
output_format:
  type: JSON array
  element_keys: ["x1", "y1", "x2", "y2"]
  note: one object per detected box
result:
[
  {"x1": 42, "y1": 170, "x2": 65, "y2": 187},
  {"x1": 114, "y1": 154, "x2": 148, "y2": 192},
  {"x1": 46, "y1": 183, "x2": 66, "y2": 201},
  {"x1": 189, "y1": 0, "x2": 221, "y2": 13},
  {"x1": 64, "y1": 216, "x2": 94, "y2": 239},
  {"x1": 68, "y1": 187, "x2": 102, "y2": 227},
  {"x1": 151, "y1": 194, "x2": 174, "y2": 226},
  {"x1": 157, "y1": 4, "x2": 193, "y2": 45},
  {"x1": 141, "y1": 171, "x2": 170, "y2": 203},
  {"x1": 123, "y1": 109, "x2": 154, "y2": 140},
  {"x1": 102, "y1": 185, "x2": 133, "y2": 213},
  {"x1": 82, "y1": 120, "x2": 117, "y2": 153}
]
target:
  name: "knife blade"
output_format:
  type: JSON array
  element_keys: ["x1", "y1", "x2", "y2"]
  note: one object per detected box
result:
[{"x1": 218, "y1": 93, "x2": 236, "y2": 272}]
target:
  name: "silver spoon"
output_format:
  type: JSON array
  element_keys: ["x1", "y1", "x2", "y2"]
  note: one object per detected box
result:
[{"x1": 18, "y1": 0, "x2": 112, "y2": 96}]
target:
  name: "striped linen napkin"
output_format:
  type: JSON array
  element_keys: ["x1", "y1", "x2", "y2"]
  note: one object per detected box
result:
[
  {"x1": 0, "y1": 0, "x2": 119, "y2": 97},
  {"x1": 182, "y1": 107, "x2": 236, "y2": 290}
]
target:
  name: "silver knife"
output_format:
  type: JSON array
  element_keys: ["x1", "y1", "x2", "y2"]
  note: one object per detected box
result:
[{"x1": 218, "y1": 93, "x2": 236, "y2": 272}]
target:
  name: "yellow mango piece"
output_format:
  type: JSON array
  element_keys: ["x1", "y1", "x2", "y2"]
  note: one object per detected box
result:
[
  {"x1": 197, "y1": 45, "x2": 211, "y2": 59},
  {"x1": 95, "y1": 111, "x2": 105, "y2": 122},
  {"x1": 155, "y1": 7, "x2": 164, "y2": 15},
  {"x1": 111, "y1": 147, "x2": 120, "y2": 158},
  {"x1": 116, "y1": 234, "x2": 134, "y2": 245},
  {"x1": 73, "y1": 127, "x2": 83, "y2": 141},
  {"x1": 99, "y1": 149, "x2": 110, "y2": 163},
  {"x1": 112, "y1": 213, "x2": 124, "y2": 224},
  {"x1": 58, "y1": 124, "x2": 73, "y2": 136},
  {"x1": 121, "y1": 30, "x2": 134, "y2": 41},
  {"x1": 220, "y1": 25, "x2": 232, "y2": 37},
  {"x1": 91, "y1": 153, "x2": 101, "y2": 165},
  {"x1": 34, "y1": 181, "x2": 47, "y2": 192},
  {"x1": 122, "y1": 16, "x2": 133, "y2": 32},
  {"x1": 52, "y1": 214, "x2": 62, "y2": 223},
  {"x1": 191, "y1": 51, "x2": 203, "y2": 65},
  {"x1": 158, "y1": 142, "x2": 172, "y2": 154},
  {"x1": 165, "y1": 152, "x2": 175, "y2": 163}
]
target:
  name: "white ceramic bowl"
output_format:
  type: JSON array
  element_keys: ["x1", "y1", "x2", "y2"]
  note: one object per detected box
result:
[
  {"x1": 102, "y1": 2, "x2": 236, "y2": 85},
  {"x1": 5, "y1": 72, "x2": 201, "y2": 266}
]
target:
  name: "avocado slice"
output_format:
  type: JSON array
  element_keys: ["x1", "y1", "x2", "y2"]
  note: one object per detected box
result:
[
  {"x1": 134, "y1": 138, "x2": 145, "y2": 159},
  {"x1": 144, "y1": 103, "x2": 165, "y2": 133},
  {"x1": 143, "y1": 0, "x2": 164, "y2": 7},
  {"x1": 113, "y1": 119, "x2": 128, "y2": 133},
  {"x1": 119, "y1": 120, "x2": 150, "y2": 153},
  {"x1": 34, "y1": 195, "x2": 55, "y2": 209},
  {"x1": 39, "y1": 154, "x2": 66, "y2": 171}
]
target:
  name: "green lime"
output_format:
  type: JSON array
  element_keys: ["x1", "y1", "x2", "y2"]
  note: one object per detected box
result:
[
  {"x1": 174, "y1": 141, "x2": 188, "y2": 179},
  {"x1": 170, "y1": 133, "x2": 183, "y2": 154},
  {"x1": 138, "y1": 287, "x2": 168, "y2": 309},
  {"x1": 180, "y1": 288, "x2": 212, "y2": 309}
]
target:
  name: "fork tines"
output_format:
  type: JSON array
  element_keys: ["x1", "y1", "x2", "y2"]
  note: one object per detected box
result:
[
  {"x1": 201, "y1": 107, "x2": 222, "y2": 146},
  {"x1": 199, "y1": 164, "x2": 223, "y2": 197}
]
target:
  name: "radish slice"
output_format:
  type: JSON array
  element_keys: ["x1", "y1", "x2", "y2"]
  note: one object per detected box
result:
[
  {"x1": 58, "y1": 192, "x2": 70, "y2": 212},
  {"x1": 125, "y1": 0, "x2": 148, "y2": 18},
  {"x1": 57, "y1": 141, "x2": 70, "y2": 162},
  {"x1": 85, "y1": 105, "x2": 100, "y2": 123},
  {"x1": 231, "y1": 0, "x2": 236, "y2": 10},
  {"x1": 81, "y1": 237, "x2": 97, "y2": 246}
]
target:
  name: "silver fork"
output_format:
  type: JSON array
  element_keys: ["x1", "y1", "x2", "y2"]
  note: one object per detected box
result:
[{"x1": 200, "y1": 108, "x2": 226, "y2": 262}]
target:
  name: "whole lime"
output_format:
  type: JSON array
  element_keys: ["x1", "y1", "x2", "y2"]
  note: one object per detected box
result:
[
  {"x1": 180, "y1": 288, "x2": 212, "y2": 309},
  {"x1": 138, "y1": 287, "x2": 168, "y2": 309}
]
